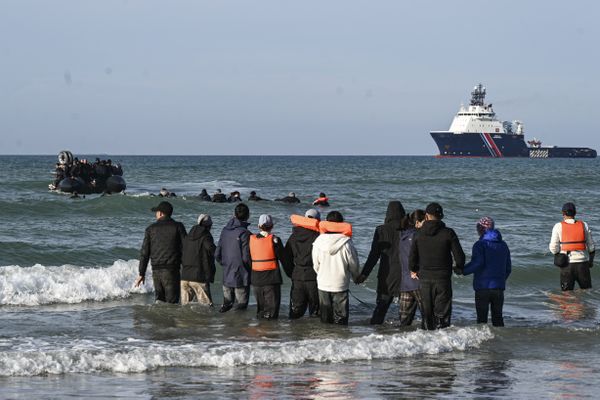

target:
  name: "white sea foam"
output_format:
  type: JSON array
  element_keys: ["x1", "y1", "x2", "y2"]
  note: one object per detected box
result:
[
  {"x1": 0, "y1": 326, "x2": 493, "y2": 376},
  {"x1": 0, "y1": 260, "x2": 151, "y2": 306}
]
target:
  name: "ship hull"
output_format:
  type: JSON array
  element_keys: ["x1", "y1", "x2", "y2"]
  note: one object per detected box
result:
[
  {"x1": 430, "y1": 131, "x2": 597, "y2": 158},
  {"x1": 430, "y1": 131, "x2": 529, "y2": 157}
]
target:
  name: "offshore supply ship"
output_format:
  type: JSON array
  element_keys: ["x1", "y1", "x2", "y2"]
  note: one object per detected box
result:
[{"x1": 430, "y1": 84, "x2": 596, "y2": 158}]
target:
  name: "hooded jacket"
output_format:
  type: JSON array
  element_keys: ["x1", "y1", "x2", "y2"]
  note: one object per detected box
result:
[
  {"x1": 181, "y1": 224, "x2": 216, "y2": 283},
  {"x1": 360, "y1": 201, "x2": 406, "y2": 295},
  {"x1": 409, "y1": 220, "x2": 465, "y2": 280},
  {"x1": 139, "y1": 216, "x2": 187, "y2": 277},
  {"x1": 284, "y1": 226, "x2": 321, "y2": 281},
  {"x1": 312, "y1": 233, "x2": 360, "y2": 292},
  {"x1": 463, "y1": 229, "x2": 511, "y2": 290},
  {"x1": 215, "y1": 218, "x2": 251, "y2": 287}
]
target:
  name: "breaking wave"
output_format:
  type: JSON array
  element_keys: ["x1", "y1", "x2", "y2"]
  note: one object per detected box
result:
[
  {"x1": 0, "y1": 326, "x2": 493, "y2": 376},
  {"x1": 0, "y1": 260, "x2": 151, "y2": 306}
]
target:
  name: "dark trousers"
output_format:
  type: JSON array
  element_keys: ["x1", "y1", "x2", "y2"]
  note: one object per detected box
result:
[
  {"x1": 318, "y1": 290, "x2": 349, "y2": 325},
  {"x1": 222, "y1": 285, "x2": 250, "y2": 310},
  {"x1": 152, "y1": 269, "x2": 180, "y2": 304},
  {"x1": 253, "y1": 285, "x2": 281, "y2": 319},
  {"x1": 560, "y1": 262, "x2": 592, "y2": 291},
  {"x1": 419, "y1": 279, "x2": 452, "y2": 330},
  {"x1": 370, "y1": 293, "x2": 393, "y2": 325},
  {"x1": 475, "y1": 288, "x2": 505, "y2": 327},
  {"x1": 289, "y1": 280, "x2": 320, "y2": 319}
]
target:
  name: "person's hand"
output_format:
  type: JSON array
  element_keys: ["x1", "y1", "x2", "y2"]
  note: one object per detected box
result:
[
  {"x1": 410, "y1": 271, "x2": 419, "y2": 280},
  {"x1": 354, "y1": 274, "x2": 367, "y2": 284},
  {"x1": 453, "y1": 267, "x2": 463, "y2": 276},
  {"x1": 134, "y1": 275, "x2": 145, "y2": 287}
]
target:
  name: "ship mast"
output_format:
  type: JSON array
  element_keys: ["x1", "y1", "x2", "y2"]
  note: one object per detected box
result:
[{"x1": 470, "y1": 83, "x2": 486, "y2": 106}]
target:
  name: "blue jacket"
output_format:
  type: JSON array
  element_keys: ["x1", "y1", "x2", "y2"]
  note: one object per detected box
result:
[
  {"x1": 215, "y1": 218, "x2": 251, "y2": 287},
  {"x1": 463, "y1": 229, "x2": 511, "y2": 290},
  {"x1": 399, "y1": 228, "x2": 420, "y2": 292}
]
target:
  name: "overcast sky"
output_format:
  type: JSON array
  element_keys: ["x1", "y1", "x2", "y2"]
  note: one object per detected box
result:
[{"x1": 1, "y1": 1, "x2": 598, "y2": 155}]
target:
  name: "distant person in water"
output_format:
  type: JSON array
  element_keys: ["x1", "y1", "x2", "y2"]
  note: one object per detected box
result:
[
  {"x1": 250, "y1": 214, "x2": 287, "y2": 319},
  {"x1": 409, "y1": 202, "x2": 465, "y2": 330},
  {"x1": 212, "y1": 189, "x2": 227, "y2": 203},
  {"x1": 549, "y1": 202, "x2": 595, "y2": 291},
  {"x1": 462, "y1": 216, "x2": 511, "y2": 327},
  {"x1": 276, "y1": 192, "x2": 301, "y2": 204},
  {"x1": 198, "y1": 189, "x2": 211, "y2": 201},
  {"x1": 228, "y1": 191, "x2": 242, "y2": 202},
  {"x1": 135, "y1": 201, "x2": 187, "y2": 304},
  {"x1": 248, "y1": 191, "x2": 268, "y2": 201},
  {"x1": 313, "y1": 192, "x2": 330, "y2": 206},
  {"x1": 215, "y1": 203, "x2": 252, "y2": 312},
  {"x1": 159, "y1": 188, "x2": 176, "y2": 198},
  {"x1": 181, "y1": 214, "x2": 216, "y2": 306}
]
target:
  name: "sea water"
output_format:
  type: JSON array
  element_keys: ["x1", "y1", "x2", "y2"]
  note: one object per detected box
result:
[{"x1": 0, "y1": 155, "x2": 599, "y2": 398}]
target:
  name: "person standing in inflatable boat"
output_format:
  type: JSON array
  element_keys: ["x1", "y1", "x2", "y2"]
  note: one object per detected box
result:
[
  {"x1": 311, "y1": 211, "x2": 359, "y2": 325},
  {"x1": 284, "y1": 209, "x2": 322, "y2": 318},
  {"x1": 549, "y1": 202, "x2": 595, "y2": 291}
]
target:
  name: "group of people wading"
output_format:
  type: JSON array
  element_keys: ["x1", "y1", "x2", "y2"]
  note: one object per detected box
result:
[{"x1": 134, "y1": 200, "x2": 595, "y2": 329}]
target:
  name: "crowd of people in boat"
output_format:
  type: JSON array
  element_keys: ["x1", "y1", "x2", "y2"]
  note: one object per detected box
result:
[
  {"x1": 51, "y1": 157, "x2": 123, "y2": 190},
  {"x1": 134, "y1": 200, "x2": 595, "y2": 329}
]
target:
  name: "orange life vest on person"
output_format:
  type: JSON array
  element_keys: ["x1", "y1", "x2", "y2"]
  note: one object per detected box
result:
[
  {"x1": 560, "y1": 221, "x2": 586, "y2": 252},
  {"x1": 290, "y1": 215, "x2": 320, "y2": 232},
  {"x1": 319, "y1": 221, "x2": 352, "y2": 237},
  {"x1": 250, "y1": 234, "x2": 278, "y2": 271},
  {"x1": 313, "y1": 197, "x2": 329, "y2": 205}
]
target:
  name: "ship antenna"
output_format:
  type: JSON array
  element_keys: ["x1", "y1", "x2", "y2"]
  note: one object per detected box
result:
[{"x1": 470, "y1": 83, "x2": 486, "y2": 106}]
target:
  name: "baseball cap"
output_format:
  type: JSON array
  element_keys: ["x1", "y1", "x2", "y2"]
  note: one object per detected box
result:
[
  {"x1": 258, "y1": 214, "x2": 273, "y2": 228},
  {"x1": 151, "y1": 201, "x2": 173, "y2": 216},
  {"x1": 305, "y1": 209, "x2": 321, "y2": 220}
]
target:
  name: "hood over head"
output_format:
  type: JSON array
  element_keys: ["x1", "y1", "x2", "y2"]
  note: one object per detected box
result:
[
  {"x1": 421, "y1": 220, "x2": 446, "y2": 236},
  {"x1": 188, "y1": 224, "x2": 210, "y2": 240},
  {"x1": 314, "y1": 233, "x2": 351, "y2": 255},
  {"x1": 384, "y1": 201, "x2": 406, "y2": 229},
  {"x1": 481, "y1": 228, "x2": 502, "y2": 242},
  {"x1": 224, "y1": 217, "x2": 250, "y2": 231}
]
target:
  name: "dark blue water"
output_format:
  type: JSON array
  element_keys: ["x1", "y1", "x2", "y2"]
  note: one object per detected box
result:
[{"x1": 1, "y1": 155, "x2": 599, "y2": 398}]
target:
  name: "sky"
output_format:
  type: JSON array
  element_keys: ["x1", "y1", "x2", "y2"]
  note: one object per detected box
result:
[{"x1": 1, "y1": 0, "x2": 599, "y2": 155}]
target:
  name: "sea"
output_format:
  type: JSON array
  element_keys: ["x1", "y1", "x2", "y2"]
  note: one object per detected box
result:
[{"x1": 1, "y1": 155, "x2": 599, "y2": 399}]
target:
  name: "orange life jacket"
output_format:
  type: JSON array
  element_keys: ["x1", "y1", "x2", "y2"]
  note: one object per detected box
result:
[
  {"x1": 290, "y1": 215, "x2": 320, "y2": 232},
  {"x1": 313, "y1": 197, "x2": 329, "y2": 205},
  {"x1": 250, "y1": 234, "x2": 278, "y2": 271},
  {"x1": 319, "y1": 221, "x2": 352, "y2": 237},
  {"x1": 560, "y1": 221, "x2": 586, "y2": 252}
]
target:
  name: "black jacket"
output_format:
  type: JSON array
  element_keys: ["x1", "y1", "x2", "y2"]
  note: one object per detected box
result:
[
  {"x1": 284, "y1": 226, "x2": 321, "y2": 281},
  {"x1": 409, "y1": 220, "x2": 465, "y2": 280},
  {"x1": 251, "y1": 233, "x2": 287, "y2": 287},
  {"x1": 275, "y1": 196, "x2": 300, "y2": 203},
  {"x1": 139, "y1": 216, "x2": 187, "y2": 276},
  {"x1": 360, "y1": 201, "x2": 406, "y2": 295},
  {"x1": 181, "y1": 224, "x2": 216, "y2": 283}
]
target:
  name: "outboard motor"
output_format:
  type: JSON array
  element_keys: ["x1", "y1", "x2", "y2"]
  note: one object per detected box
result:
[{"x1": 105, "y1": 175, "x2": 127, "y2": 194}]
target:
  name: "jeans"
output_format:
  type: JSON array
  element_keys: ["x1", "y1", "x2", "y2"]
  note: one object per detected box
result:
[
  {"x1": 318, "y1": 290, "x2": 349, "y2": 325},
  {"x1": 152, "y1": 269, "x2": 180, "y2": 304},
  {"x1": 222, "y1": 285, "x2": 250, "y2": 310},
  {"x1": 419, "y1": 279, "x2": 452, "y2": 330}
]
